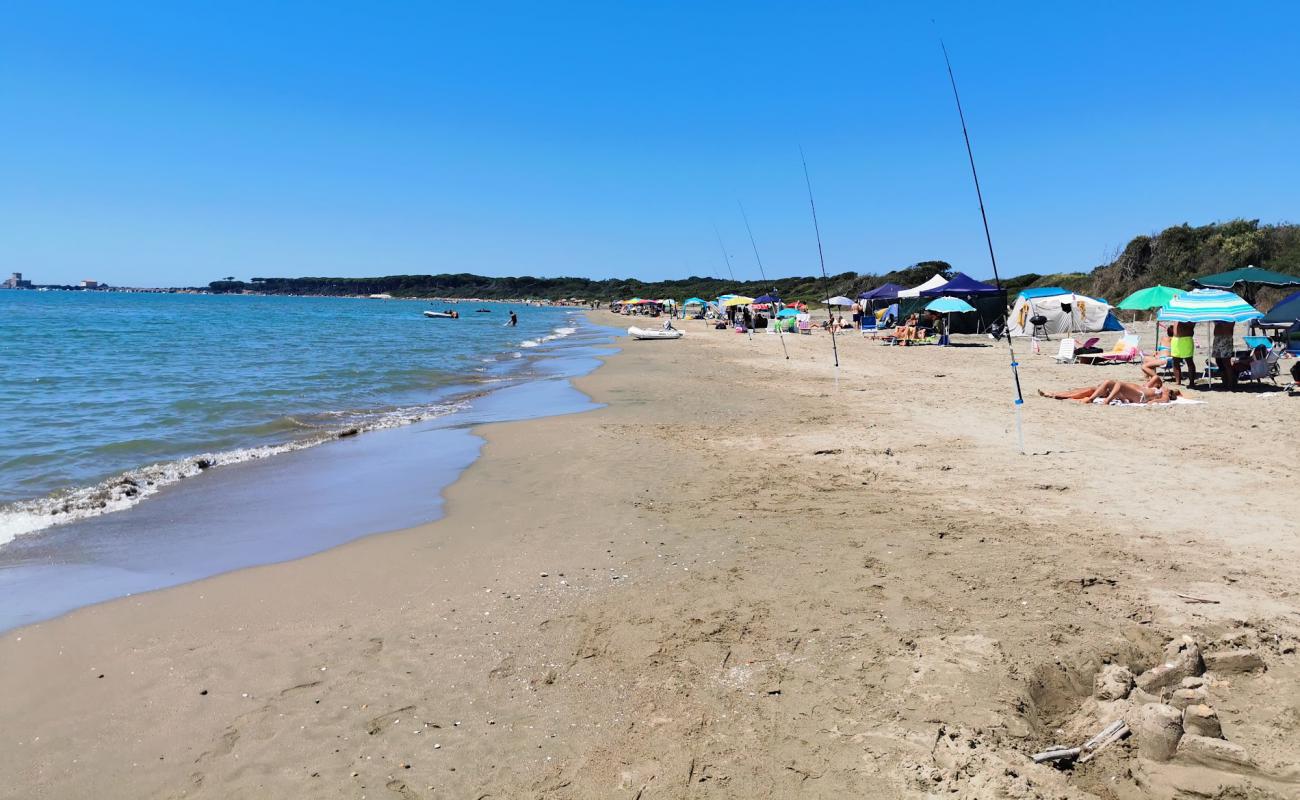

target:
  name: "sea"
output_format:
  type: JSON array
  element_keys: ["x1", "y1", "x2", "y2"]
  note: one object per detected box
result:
[{"x1": 0, "y1": 291, "x2": 618, "y2": 631}]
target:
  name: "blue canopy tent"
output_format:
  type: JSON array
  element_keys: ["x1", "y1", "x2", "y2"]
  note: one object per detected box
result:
[
  {"x1": 919, "y1": 272, "x2": 1003, "y2": 297},
  {"x1": 858, "y1": 283, "x2": 904, "y2": 304},
  {"x1": 752, "y1": 293, "x2": 780, "y2": 304},
  {"x1": 905, "y1": 272, "x2": 1007, "y2": 334}
]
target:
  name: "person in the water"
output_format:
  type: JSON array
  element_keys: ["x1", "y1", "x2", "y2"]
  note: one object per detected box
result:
[{"x1": 508, "y1": 311, "x2": 518, "y2": 327}]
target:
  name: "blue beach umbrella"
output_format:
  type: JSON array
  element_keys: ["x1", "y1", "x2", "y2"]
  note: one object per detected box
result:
[
  {"x1": 1157, "y1": 289, "x2": 1262, "y2": 323},
  {"x1": 925, "y1": 296, "x2": 976, "y2": 346},
  {"x1": 924, "y1": 297, "x2": 976, "y2": 313},
  {"x1": 776, "y1": 308, "x2": 801, "y2": 318}
]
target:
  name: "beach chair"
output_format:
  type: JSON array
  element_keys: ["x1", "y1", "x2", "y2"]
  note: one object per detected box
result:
[
  {"x1": 1077, "y1": 334, "x2": 1142, "y2": 365},
  {"x1": 1238, "y1": 343, "x2": 1283, "y2": 384},
  {"x1": 797, "y1": 319, "x2": 812, "y2": 335},
  {"x1": 1053, "y1": 339, "x2": 1076, "y2": 364}
]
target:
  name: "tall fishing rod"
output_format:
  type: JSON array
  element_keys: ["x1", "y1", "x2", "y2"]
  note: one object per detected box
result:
[
  {"x1": 799, "y1": 146, "x2": 841, "y2": 385},
  {"x1": 940, "y1": 40, "x2": 1026, "y2": 454},
  {"x1": 713, "y1": 224, "x2": 750, "y2": 339},
  {"x1": 738, "y1": 200, "x2": 789, "y2": 360}
]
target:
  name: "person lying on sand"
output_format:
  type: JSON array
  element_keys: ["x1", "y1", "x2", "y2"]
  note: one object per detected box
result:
[{"x1": 1038, "y1": 379, "x2": 1180, "y2": 405}]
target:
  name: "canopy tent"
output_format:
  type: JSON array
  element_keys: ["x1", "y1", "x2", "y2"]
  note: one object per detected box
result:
[
  {"x1": 1007, "y1": 289, "x2": 1123, "y2": 337},
  {"x1": 825, "y1": 295, "x2": 855, "y2": 306},
  {"x1": 682, "y1": 297, "x2": 707, "y2": 306},
  {"x1": 1116, "y1": 285, "x2": 1187, "y2": 311},
  {"x1": 897, "y1": 274, "x2": 948, "y2": 298},
  {"x1": 1157, "y1": 289, "x2": 1262, "y2": 323},
  {"x1": 1191, "y1": 265, "x2": 1300, "y2": 304},
  {"x1": 1262, "y1": 290, "x2": 1300, "y2": 325},
  {"x1": 919, "y1": 272, "x2": 1002, "y2": 297},
  {"x1": 858, "y1": 283, "x2": 904, "y2": 303},
  {"x1": 752, "y1": 293, "x2": 780, "y2": 304}
]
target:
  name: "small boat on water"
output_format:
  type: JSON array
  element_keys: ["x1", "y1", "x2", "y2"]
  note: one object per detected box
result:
[
  {"x1": 424, "y1": 310, "x2": 459, "y2": 319},
  {"x1": 628, "y1": 326, "x2": 683, "y2": 340},
  {"x1": 475, "y1": 308, "x2": 492, "y2": 313}
]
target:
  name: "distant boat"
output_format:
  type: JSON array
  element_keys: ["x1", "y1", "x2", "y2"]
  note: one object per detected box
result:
[
  {"x1": 424, "y1": 310, "x2": 459, "y2": 319},
  {"x1": 369, "y1": 293, "x2": 393, "y2": 299},
  {"x1": 475, "y1": 308, "x2": 492, "y2": 313}
]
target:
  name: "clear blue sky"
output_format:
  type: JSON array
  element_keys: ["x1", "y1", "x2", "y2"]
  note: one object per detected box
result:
[{"x1": 4, "y1": 1, "x2": 1297, "y2": 287}]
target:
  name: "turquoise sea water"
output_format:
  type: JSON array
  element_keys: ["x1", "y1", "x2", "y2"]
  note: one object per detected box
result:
[{"x1": 0, "y1": 291, "x2": 588, "y2": 544}]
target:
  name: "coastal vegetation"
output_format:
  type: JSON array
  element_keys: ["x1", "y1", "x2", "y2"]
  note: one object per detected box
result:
[{"x1": 207, "y1": 220, "x2": 1300, "y2": 303}]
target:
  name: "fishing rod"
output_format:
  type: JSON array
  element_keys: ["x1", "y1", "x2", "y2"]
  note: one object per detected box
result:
[
  {"x1": 738, "y1": 200, "x2": 790, "y2": 360},
  {"x1": 713, "y1": 224, "x2": 750, "y2": 339},
  {"x1": 798, "y1": 146, "x2": 841, "y2": 386},
  {"x1": 940, "y1": 40, "x2": 1026, "y2": 454}
]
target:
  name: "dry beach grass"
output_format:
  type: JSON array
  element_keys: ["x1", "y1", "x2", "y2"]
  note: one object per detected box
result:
[{"x1": 1, "y1": 311, "x2": 1298, "y2": 798}]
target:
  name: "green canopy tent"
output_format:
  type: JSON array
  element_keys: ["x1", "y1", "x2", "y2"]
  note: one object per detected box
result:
[{"x1": 1190, "y1": 266, "x2": 1300, "y2": 305}]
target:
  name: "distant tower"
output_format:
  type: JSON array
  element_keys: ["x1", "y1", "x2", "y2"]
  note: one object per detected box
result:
[{"x1": 3, "y1": 272, "x2": 31, "y2": 289}]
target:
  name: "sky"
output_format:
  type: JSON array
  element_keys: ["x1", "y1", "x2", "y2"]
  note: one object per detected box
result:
[{"x1": 3, "y1": 1, "x2": 1298, "y2": 288}]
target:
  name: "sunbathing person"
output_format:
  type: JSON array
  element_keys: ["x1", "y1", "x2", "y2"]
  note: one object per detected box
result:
[
  {"x1": 894, "y1": 313, "x2": 920, "y2": 343},
  {"x1": 1039, "y1": 379, "x2": 1180, "y2": 405}
]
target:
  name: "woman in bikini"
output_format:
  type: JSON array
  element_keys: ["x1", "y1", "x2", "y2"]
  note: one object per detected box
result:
[{"x1": 1039, "y1": 377, "x2": 1180, "y2": 405}]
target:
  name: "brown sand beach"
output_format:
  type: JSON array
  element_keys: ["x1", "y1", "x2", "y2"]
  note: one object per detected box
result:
[{"x1": 2, "y1": 312, "x2": 1298, "y2": 799}]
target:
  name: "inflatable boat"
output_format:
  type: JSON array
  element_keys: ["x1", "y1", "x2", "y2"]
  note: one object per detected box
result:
[{"x1": 628, "y1": 326, "x2": 684, "y2": 340}]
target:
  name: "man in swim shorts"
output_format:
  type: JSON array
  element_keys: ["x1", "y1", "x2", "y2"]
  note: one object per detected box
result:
[
  {"x1": 1212, "y1": 320, "x2": 1236, "y2": 389},
  {"x1": 1169, "y1": 322, "x2": 1196, "y2": 386}
]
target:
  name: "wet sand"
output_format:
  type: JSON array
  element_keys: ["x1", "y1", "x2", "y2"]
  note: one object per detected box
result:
[{"x1": 2, "y1": 312, "x2": 1298, "y2": 799}]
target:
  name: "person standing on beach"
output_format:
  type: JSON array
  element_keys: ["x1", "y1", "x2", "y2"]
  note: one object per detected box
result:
[
  {"x1": 851, "y1": 301, "x2": 862, "y2": 330},
  {"x1": 1212, "y1": 320, "x2": 1236, "y2": 388},
  {"x1": 508, "y1": 310, "x2": 518, "y2": 327},
  {"x1": 1169, "y1": 322, "x2": 1196, "y2": 385}
]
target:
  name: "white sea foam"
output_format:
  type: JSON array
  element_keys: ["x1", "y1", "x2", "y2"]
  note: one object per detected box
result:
[
  {"x1": 519, "y1": 339, "x2": 540, "y2": 348},
  {"x1": 0, "y1": 400, "x2": 468, "y2": 545}
]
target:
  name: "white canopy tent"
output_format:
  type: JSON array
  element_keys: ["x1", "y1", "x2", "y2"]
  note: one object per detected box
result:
[{"x1": 897, "y1": 274, "x2": 949, "y2": 298}]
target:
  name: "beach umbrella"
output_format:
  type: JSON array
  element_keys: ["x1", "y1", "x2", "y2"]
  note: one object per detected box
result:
[
  {"x1": 924, "y1": 297, "x2": 976, "y2": 313},
  {"x1": 1191, "y1": 265, "x2": 1300, "y2": 305},
  {"x1": 1158, "y1": 289, "x2": 1262, "y2": 367},
  {"x1": 723, "y1": 296, "x2": 754, "y2": 307},
  {"x1": 753, "y1": 293, "x2": 780, "y2": 304},
  {"x1": 1262, "y1": 290, "x2": 1300, "y2": 325},
  {"x1": 826, "y1": 295, "x2": 854, "y2": 306},
  {"x1": 925, "y1": 297, "x2": 976, "y2": 346},
  {"x1": 776, "y1": 308, "x2": 801, "y2": 318},
  {"x1": 1117, "y1": 285, "x2": 1188, "y2": 350},
  {"x1": 1116, "y1": 285, "x2": 1187, "y2": 311},
  {"x1": 1157, "y1": 288, "x2": 1262, "y2": 323}
]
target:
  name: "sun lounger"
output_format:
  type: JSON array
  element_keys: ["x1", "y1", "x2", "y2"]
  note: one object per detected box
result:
[
  {"x1": 797, "y1": 320, "x2": 812, "y2": 335},
  {"x1": 1077, "y1": 334, "x2": 1142, "y2": 365}
]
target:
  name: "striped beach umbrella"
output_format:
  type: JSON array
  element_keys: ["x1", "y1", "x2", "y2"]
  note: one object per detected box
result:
[{"x1": 1156, "y1": 289, "x2": 1262, "y2": 323}]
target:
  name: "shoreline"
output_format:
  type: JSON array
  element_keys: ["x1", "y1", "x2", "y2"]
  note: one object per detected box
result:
[
  {"x1": 3, "y1": 311, "x2": 1297, "y2": 798},
  {"x1": 0, "y1": 314, "x2": 618, "y2": 632}
]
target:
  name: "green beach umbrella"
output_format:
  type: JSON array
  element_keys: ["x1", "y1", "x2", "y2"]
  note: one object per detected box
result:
[
  {"x1": 1116, "y1": 285, "x2": 1187, "y2": 311},
  {"x1": 1190, "y1": 265, "x2": 1300, "y2": 304},
  {"x1": 1117, "y1": 285, "x2": 1188, "y2": 351}
]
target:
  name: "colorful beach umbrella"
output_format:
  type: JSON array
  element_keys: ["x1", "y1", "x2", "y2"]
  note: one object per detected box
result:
[
  {"x1": 1116, "y1": 285, "x2": 1187, "y2": 311},
  {"x1": 1157, "y1": 289, "x2": 1262, "y2": 323},
  {"x1": 723, "y1": 296, "x2": 754, "y2": 307}
]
